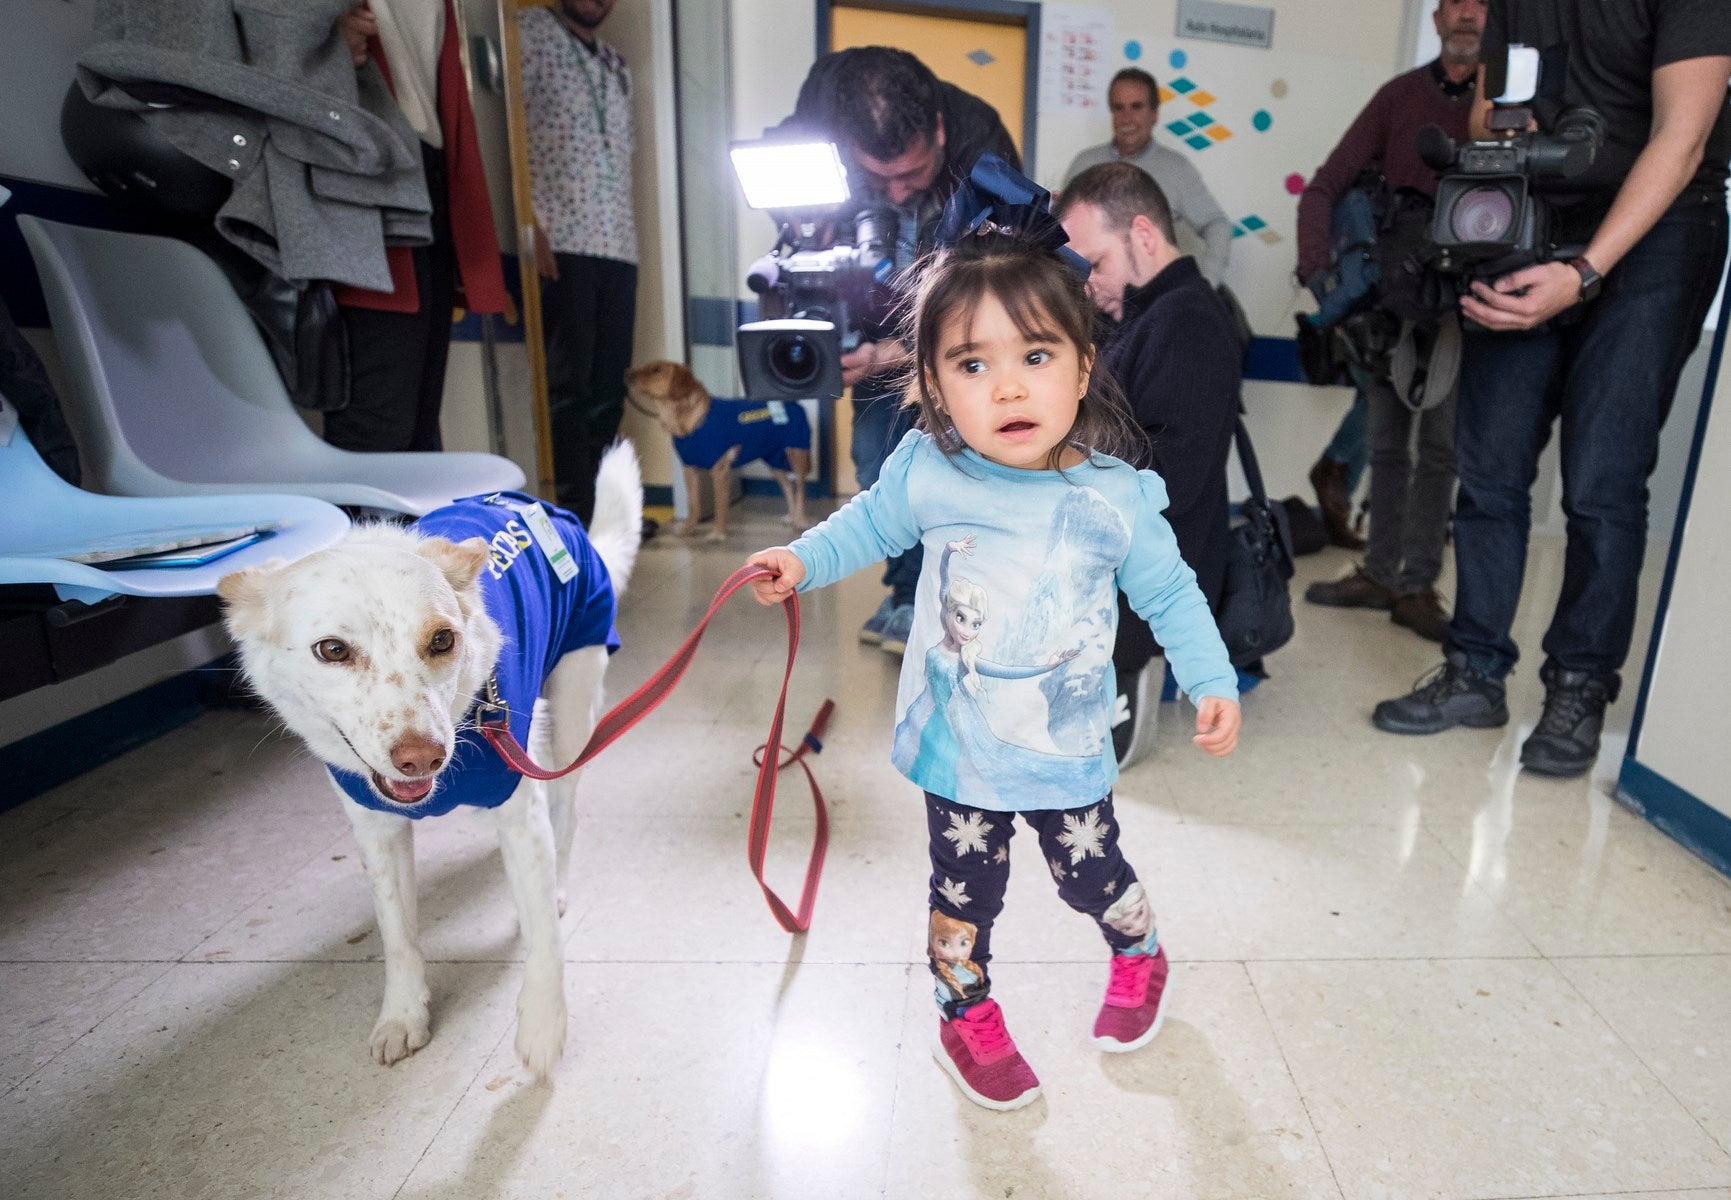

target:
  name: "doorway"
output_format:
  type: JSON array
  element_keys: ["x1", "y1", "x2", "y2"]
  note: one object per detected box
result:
[{"x1": 816, "y1": 0, "x2": 1039, "y2": 490}]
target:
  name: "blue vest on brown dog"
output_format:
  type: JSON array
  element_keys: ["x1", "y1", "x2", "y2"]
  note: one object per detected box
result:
[{"x1": 673, "y1": 399, "x2": 811, "y2": 471}]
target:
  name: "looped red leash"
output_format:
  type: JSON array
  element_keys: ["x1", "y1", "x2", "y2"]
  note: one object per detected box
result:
[{"x1": 477, "y1": 565, "x2": 833, "y2": 933}]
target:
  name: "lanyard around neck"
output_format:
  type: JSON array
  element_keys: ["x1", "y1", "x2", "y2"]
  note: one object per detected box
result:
[{"x1": 557, "y1": 17, "x2": 611, "y2": 147}]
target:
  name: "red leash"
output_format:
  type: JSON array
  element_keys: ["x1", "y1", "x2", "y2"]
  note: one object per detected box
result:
[{"x1": 477, "y1": 565, "x2": 834, "y2": 933}]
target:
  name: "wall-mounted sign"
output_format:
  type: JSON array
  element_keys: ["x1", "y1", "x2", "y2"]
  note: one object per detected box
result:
[{"x1": 1176, "y1": 0, "x2": 1275, "y2": 50}]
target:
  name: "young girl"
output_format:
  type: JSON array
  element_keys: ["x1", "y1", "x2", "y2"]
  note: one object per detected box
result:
[{"x1": 747, "y1": 224, "x2": 1241, "y2": 1112}]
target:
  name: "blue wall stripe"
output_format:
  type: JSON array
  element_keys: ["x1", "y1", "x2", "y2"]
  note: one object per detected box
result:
[
  {"x1": 687, "y1": 295, "x2": 738, "y2": 348},
  {"x1": 1, "y1": 174, "x2": 153, "y2": 326},
  {"x1": 1617, "y1": 758, "x2": 1731, "y2": 881},
  {"x1": 449, "y1": 253, "x2": 527, "y2": 344},
  {"x1": 0, "y1": 655, "x2": 232, "y2": 812},
  {"x1": 1245, "y1": 335, "x2": 1304, "y2": 383},
  {"x1": 694, "y1": 294, "x2": 1306, "y2": 383}
]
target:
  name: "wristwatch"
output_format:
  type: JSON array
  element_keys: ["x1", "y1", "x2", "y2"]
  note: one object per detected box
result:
[{"x1": 1568, "y1": 256, "x2": 1603, "y2": 304}]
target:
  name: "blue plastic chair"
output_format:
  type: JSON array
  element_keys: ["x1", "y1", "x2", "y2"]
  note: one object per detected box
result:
[
  {"x1": 18, "y1": 215, "x2": 525, "y2": 516},
  {"x1": 0, "y1": 393, "x2": 349, "y2": 605}
]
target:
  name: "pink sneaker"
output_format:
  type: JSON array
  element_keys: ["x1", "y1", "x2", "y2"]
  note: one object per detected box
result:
[
  {"x1": 1092, "y1": 946, "x2": 1171, "y2": 1052},
  {"x1": 933, "y1": 999, "x2": 1041, "y2": 1111}
]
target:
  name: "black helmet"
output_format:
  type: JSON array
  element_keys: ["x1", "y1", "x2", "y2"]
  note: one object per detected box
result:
[{"x1": 60, "y1": 80, "x2": 230, "y2": 221}]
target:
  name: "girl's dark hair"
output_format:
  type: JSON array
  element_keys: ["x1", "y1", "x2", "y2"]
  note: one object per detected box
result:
[{"x1": 898, "y1": 231, "x2": 1148, "y2": 471}]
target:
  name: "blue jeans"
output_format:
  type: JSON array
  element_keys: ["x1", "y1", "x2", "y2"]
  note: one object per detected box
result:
[
  {"x1": 852, "y1": 387, "x2": 924, "y2": 606},
  {"x1": 1448, "y1": 194, "x2": 1727, "y2": 683},
  {"x1": 1322, "y1": 389, "x2": 1370, "y2": 495}
]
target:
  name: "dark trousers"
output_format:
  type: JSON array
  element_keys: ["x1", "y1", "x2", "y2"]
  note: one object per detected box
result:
[
  {"x1": 543, "y1": 253, "x2": 637, "y2": 525},
  {"x1": 1449, "y1": 194, "x2": 1727, "y2": 683},
  {"x1": 924, "y1": 792, "x2": 1152, "y2": 1017},
  {"x1": 1359, "y1": 360, "x2": 1457, "y2": 596},
  {"x1": 1322, "y1": 387, "x2": 1370, "y2": 494},
  {"x1": 1113, "y1": 592, "x2": 1160, "y2": 679},
  {"x1": 852, "y1": 388, "x2": 923, "y2": 606},
  {"x1": 327, "y1": 142, "x2": 454, "y2": 454}
]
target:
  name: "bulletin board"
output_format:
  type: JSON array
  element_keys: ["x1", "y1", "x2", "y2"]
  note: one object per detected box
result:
[{"x1": 1034, "y1": 2, "x2": 1409, "y2": 338}]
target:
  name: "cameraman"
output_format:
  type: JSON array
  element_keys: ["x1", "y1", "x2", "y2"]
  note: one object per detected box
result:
[
  {"x1": 1298, "y1": 0, "x2": 1485, "y2": 642},
  {"x1": 779, "y1": 47, "x2": 1018, "y2": 652},
  {"x1": 1375, "y1": 0, "x2": 1730, "y2": 777}
]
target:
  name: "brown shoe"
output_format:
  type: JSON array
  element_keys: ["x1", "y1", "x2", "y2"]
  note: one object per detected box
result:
[
  {"x1": 1305, "y1": 566, "x2": 1395, "y2": 610},
  {"x1": 1308, "y1": 457, "x2": 1366, "y2": 550},
  {"x1": 1391, "y1": 590, "x2": 1450, "y2": 642}
]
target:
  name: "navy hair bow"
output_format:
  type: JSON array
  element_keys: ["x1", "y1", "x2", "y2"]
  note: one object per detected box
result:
[{"x1": 934, "y1": 154, "x2": 1090, "y2": 280}]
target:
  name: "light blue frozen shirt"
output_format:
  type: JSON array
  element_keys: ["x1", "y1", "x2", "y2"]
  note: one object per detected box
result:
[{"x1": 790, "y1": 431, "x2": 1237, "y2": 811}]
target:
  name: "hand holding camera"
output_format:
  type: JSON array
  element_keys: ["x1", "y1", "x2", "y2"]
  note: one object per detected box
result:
[
  {"x1": 1421, "y1": 44, "x2": 1606, "y2": 330},
  {"x1": 839, "y1": 338, "x2": 909, "y2": 388},
  {"x1": 1461, "y1": 259, "x2": 1587, "y2": 330}
]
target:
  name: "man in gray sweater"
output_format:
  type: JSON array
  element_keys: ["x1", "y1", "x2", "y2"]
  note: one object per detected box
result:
[{"x1": 1062, "y1": 67, "x2": 1233, "y2": 284}]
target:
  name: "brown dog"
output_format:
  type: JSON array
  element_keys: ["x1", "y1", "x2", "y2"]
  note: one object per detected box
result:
[{"x1": 624, "y1": 360, "x2": 811, "y2": 540}]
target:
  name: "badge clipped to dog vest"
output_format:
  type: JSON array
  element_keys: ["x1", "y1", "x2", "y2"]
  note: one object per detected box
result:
[
  {"x1": 768, "y1": 400, "x2": 790, "y2": 426},
  {"x1": 514, "y1": 501, "x2": 579, "y2": 583}
]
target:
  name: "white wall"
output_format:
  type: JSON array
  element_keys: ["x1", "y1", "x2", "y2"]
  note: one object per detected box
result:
[{"x1": 1631, "y1": 320, "x2": 1731, "y2": 810}]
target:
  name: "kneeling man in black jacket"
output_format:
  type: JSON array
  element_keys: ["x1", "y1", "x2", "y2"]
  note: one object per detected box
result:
[{"x1": 1058, "y1": 162, "x2": 1242, "y2": 768}]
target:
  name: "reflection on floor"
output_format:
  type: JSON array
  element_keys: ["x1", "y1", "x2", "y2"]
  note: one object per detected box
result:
[{"x1": 2, "y1": 498, "x2": 1728, "y2": 1199}]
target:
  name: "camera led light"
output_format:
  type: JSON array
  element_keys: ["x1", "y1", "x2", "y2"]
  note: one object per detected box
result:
[
  {"x1": 729, "y1": 141, "x2": 850, "y2": 210},
  {"x1": 1496, "y1": 45, "x2": 1540, "y2": 104}
]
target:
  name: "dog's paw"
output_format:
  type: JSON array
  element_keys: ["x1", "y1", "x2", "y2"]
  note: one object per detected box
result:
[
  {"x1": 515, "y1": 982, "x2": 568, "y2": 1081},
  {"x1": 369, "y1": 1001, "x2": 432, "y2": 1067}
]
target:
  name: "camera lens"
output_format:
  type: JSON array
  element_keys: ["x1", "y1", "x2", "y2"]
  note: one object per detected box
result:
[
  {"x1": 767, "y1": 335, "x2": 820, "y2": 389},
  {"x1": 1449, "y1": 185, "x2": 1516, "y2": 244}
]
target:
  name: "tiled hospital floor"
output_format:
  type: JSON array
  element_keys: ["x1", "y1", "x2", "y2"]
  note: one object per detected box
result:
[{"x1": 3, "y1": 500, "x2": 1729, "y2": 1199}]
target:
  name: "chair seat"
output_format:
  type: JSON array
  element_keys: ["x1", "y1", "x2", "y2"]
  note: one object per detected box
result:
[{"x1": 1, "y1": 394, "x2": 349, "y2": 604}]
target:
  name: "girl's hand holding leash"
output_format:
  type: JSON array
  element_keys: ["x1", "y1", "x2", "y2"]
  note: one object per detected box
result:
[
  {"x1": 1193, "y1": 696, "x2": 1241, "y2": 758},
  {"x1": 746, "y1": 549, "x2": 804, "y2": 604}
]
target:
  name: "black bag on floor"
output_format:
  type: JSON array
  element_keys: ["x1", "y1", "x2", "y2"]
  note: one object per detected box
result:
[
  {"x1": 1280, "y1": 496, "x2": 1329, "y2": 556},
  {"x1": 1219, "y1": 418, "x2": 1296, "y2": 666}
]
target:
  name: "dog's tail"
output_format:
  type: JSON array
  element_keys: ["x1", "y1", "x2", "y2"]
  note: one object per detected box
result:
[{"x1": 589, "y1": 440, "x2": 644, "y2": 596}]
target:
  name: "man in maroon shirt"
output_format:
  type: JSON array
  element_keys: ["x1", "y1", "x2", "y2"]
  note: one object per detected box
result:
[{"x1": 1297, "y1": 0, "x2": 1485, "y2": 642}]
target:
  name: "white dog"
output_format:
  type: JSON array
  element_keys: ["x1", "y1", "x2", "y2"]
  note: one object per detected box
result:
[{"x1": 218, "y1": 445, "x2": 642, "y2": 1079}]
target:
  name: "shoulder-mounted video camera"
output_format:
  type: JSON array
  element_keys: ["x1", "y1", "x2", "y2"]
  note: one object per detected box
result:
[
  {"x1": 1419, "y1": 44, "x2": 1603, "y2": 278},
  {"x1": 729, "y1": 140, "x2": 896, "y2": 401}
]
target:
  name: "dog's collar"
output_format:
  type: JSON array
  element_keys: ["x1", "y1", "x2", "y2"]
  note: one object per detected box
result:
[{"x1": 472, "y1": 670, "x2": 511, "y2": 729}]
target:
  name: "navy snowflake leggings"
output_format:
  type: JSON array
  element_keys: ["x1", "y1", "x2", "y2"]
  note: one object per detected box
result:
[{"x1": 924, "y1": 792, "x2": 1155, "y2": 1018}]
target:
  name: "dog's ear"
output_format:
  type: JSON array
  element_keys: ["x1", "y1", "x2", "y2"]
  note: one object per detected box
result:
[
  {"x1": 418, "y1": 536, "x2": 490, "y2": 592},
  {"x1": 669, "y1": 363, "x2": 703, "y2": 402},
  {"x1": 216, "y1": 559, "x2": 288, "y2": 639}
]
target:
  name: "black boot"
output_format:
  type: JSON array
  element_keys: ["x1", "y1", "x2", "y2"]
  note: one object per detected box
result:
[
  {"x1": 1373, "y1": 652, "x2": 1507, "y2": 735},
  {"x1": 1521, "y1": 665, "x2": 1617, "y2": 777}
]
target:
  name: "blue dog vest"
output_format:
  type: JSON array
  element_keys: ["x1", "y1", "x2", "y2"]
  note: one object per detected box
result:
[
  {"x1": 330, "y1": 493, "x2": 619, "y2": 818},
  {"x1": 672, "y1": 399, "x2": 811, "y2": 471}
]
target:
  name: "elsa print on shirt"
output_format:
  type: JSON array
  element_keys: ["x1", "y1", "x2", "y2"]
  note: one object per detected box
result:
[{"x1": 892, "y1": 536, "x2": 1093, "y2": 803}]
